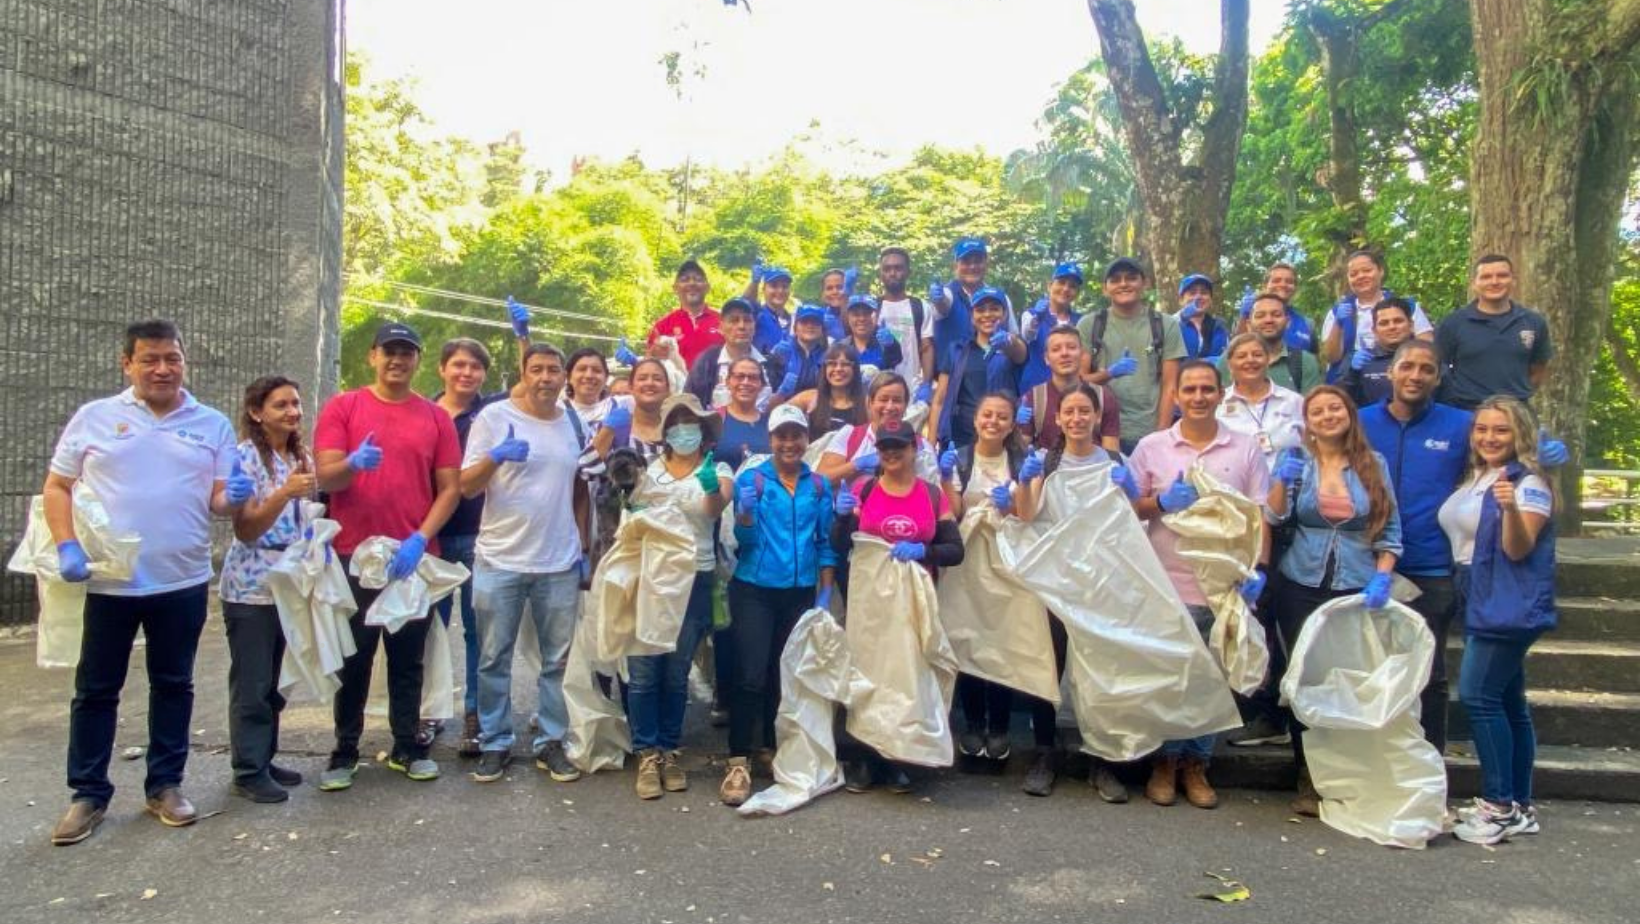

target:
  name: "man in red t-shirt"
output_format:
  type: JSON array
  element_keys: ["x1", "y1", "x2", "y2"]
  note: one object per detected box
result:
[
  {"x1": 647, "y1": 259, "x2": 722, "y2": 369},
  {"x1": 314, "y1": 321, "x2": 462, "y2": 790}
]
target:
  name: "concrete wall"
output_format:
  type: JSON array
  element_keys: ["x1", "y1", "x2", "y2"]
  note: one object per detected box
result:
[{"x1": 0, "y1": 0, "x2": 344, "y2": 624}]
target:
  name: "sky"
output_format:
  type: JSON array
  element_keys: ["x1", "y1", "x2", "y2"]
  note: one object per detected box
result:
[{"x1": 347, "y1": 0, "x2": 1287, "y2": 180}]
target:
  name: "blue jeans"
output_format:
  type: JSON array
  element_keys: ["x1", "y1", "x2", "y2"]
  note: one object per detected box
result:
[
  {"x1": 435, "y1": 533, "x2": 480, "y2": 715},
  {"x1": 1160, "y1": 605, "x2": 1217, "y2": 762},
  {"x1": 1458, "y1": 633, "x2": 1538, "y2": 806},
  {"x1": 627, "y1": 571, "x2": 715, "y2": 752},
  {"x1": 473, "y1": 563, "x2": 581, "y2": 753}
]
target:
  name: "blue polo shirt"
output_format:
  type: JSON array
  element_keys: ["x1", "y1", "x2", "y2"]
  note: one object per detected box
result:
[
  {"x1": 1360, "y1": 399, "x2": 1473, "y2": 576},
  {"x1": 1434, "y1": 301, "x2": 1553, "y2": 410}
]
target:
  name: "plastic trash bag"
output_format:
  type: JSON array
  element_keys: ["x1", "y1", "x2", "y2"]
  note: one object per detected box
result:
[
  {"x1": 562, "y1": 596, "x2": 631, "y2": 773},
  {"x1": 348, "y1": 536, "x2": 470, "y2": 634},
  {"x1": 937, "y1": 505, "x2": 1060, "y2": 704},
  {"x1": 739, "y1": 607, "x2": 858, "y2": 816},
  {"x1": 842, "y1": 535, "x2": 957, "y2": 767},
  {"x1": 996, "y1": 463, "x2": 1241, "y2": 762},
  {"x1": 1281, "y1": 595, "x2": 1447, "y2": 848},
  {"x1": 7, "y1": 486, "x2": 141, "y2": 669},
  {"x1": 1162, "y1": 463, "x2": 1270, "y2": 694},
  {"x1": 586, "y1": 505, "x2": 695, "y2": 663},
  {"x1": 265, "y1": 504, "x2": 357, "y2": 702}
]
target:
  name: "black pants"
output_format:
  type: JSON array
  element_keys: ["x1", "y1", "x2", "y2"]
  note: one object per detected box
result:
[
  {"x1": 1238, "y1": 574, "x2": 1291, "y2": 726},
  {"x1": 724, "y1": 580, "x2": 813, "y2": 756},
  {"x1": 957, "y1": 675, "x2": 1014, "y2": 736},
  {"x1": 331, "y1": 566, "x2": 432, "y2": 763},
  {"x1": 224, "y1": 601, "x2": 288, "y2": 782},
  {"x1": 1271, "y1": 573, "x2": 1357, "y2": 768},
  {"x1": 67, "y1": 583, "x2": 209, "y2": 806},
  {"x1": 1025, "y1": 614, "x2": 1071, "y2": 748},
  {"x1": 1405, "y1": 574, "x2": 1455, "y2": 753}
]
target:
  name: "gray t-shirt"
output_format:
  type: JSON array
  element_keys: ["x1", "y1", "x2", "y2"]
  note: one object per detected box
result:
[{"x1": 1076, "y1": 309, "x2": 1187, "y2": 442}]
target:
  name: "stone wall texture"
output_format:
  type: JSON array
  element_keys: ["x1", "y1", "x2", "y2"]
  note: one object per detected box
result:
[{"x1": 0, "y1": 0, "x2": 344, "y2": 624}]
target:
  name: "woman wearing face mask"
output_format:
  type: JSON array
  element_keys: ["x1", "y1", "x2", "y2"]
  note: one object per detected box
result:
[
  {"x1": 830, "y1": 419, "x2": 964, "y2": 794},
  {"x1": 625, "y1": 394, "x2": 733, "y2": 800},
  {"x1": 1339, "y1": 299, "x2": 1415, "y2": 409},
  {"x1": 1267, "y1": 385, "x2": 1402, "y2": 816},
  {"x1": 564, "y1": 348, "x2": 633, "y2": 436},
  {"x1": 929, "y1": 288, "x2": 1026, "y2": 450},
  {"x1": 714, "y1": 357, "x2": 772, "y2": 472},
  {"x1": 818, "y1": 372, "x2": 940, "y2": 484},
  {"x1": 219, "y1": 376, "x2": 319, "y2": 803},
  {"x1": 786, "y1": 343, "x2": 868, "y2": 440},
  {"x1": 1442, "y1": 397, "x2": 1556, "y2": 846},
  {"x1": 1320, "y1": 249, "x2": 1433, "y2": 380}
]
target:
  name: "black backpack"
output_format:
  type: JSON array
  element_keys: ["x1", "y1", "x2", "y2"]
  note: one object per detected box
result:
[{"x1": 1086, "y1": 308, "x2": 1165, "y2": 381}]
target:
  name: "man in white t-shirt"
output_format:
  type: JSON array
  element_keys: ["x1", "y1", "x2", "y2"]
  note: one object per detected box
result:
[
  {"x1": 875, "y1": 247, "x2": 935, "y2": 388},
  {"x1": 44, "y1": 319, "x2": 248, "y2": 846},
  {"x1": 459, "y1": 344, "x2": 589, "y2": 785}
]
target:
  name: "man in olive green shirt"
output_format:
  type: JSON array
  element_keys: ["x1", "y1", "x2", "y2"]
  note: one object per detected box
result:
[
  {"x1": 1217, "y1": 292, "x2": 1322, "y2": 394},
  {"x1": 1078, "y1": 257, "x2": 1187, "y2": 455}
]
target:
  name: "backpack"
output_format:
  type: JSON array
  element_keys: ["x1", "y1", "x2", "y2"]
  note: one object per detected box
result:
[
  {"x1": 1281, "y1": 347, "x2": 1305, "y2": 393},
  {"x1": 1197, "y1": 314, "x2": 1221, "y2": 358},
  {"x1": 1086, "y1": 308, "x2": 1165, "y2": 381}
]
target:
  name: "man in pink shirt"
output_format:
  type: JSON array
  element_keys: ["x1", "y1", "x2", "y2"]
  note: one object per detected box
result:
[
  {"x1": 647, "y1": 259, "x2": 723, "y2": 369},
  {"x1": 313, "y1": 321, "x2": 463, "y2": 791},
  {"x1": 1127, "y1": 359, "x2": 1270, "y2": 810}
]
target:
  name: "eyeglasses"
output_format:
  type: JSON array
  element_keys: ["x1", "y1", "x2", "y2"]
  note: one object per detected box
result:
[{"x1": 727, "y1": 373, "x2": 762, "y2": 383}]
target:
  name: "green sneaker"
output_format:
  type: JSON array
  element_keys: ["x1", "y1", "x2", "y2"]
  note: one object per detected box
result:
[
  {"x1": 387, "y1": 753, "x2": 440, "y2": 782},
  {"x1": 318, "y1": 760, "x2": 358, "y2": 792}
]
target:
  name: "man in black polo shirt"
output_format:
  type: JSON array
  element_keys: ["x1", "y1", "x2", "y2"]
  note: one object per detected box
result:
[{"x1": 1435, "y1": 254, "x2": 1553, "y2": 410}]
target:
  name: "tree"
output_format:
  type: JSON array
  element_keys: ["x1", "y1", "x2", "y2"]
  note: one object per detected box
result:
[
  {"x1": 1468, "y1": 0, "x2": 1640, "y2": 530},
  {"x1": 1085, "y1": 0, "x2": 1251, "y2": 295}
]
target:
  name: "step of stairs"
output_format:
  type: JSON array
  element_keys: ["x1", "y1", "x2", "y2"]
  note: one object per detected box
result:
[
  {"x1": 1446, "y1": 689, "x2": 1640, "y2": 749},
  {"x1": 1445, "y1": 638, "x2": 1640, "y2": 693}
]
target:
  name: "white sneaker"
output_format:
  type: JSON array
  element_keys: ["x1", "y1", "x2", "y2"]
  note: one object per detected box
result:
[{"x1": 1453, "y1": 799, "x2": 1523, "y2": 845}]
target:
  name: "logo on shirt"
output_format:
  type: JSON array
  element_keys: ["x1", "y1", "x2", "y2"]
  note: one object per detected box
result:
[
  {"x1": 173, "y1": 428, "x2": 208, "y2": 445},
  {"x1": 1523, "y1": 487, "x2": 1551, "y2": 507},
  {"x1": 879, "y1": 514, "x2": 920, "y2": 541},
  {"x1": 1519, "y1": 330, "x2": 1536, "y2": 350},
  {"x1": 1424, "y1": 438, "x2": 1451, "y2": 452},
  {"x1": 112, "y1": 422, "x2": 134, "y2": 440}
]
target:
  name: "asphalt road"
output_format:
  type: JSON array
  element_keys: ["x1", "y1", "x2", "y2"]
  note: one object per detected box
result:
[{"x1": 0, "y1": 626, "x2": 1635, "y2": 924}]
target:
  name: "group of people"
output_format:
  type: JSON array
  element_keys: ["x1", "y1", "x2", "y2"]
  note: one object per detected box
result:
[{"x1": 39, "y1": 239, "x2": 1562, "y2": 852}]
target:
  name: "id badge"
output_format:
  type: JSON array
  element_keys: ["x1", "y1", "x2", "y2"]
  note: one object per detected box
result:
[{"x1": 1256, "y1": 430, "x2": 1273, "y2": 454}]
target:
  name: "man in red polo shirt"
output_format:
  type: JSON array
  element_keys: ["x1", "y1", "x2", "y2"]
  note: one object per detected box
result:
[{"x1": 648, "y1": 259, "x2": 723, "y2": 370}]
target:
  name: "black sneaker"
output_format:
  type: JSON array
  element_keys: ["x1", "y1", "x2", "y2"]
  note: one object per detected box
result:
[
  {"x1": 958, "y1": 730, "x2": 985, "y2": 757},
  {"x1": 471, "y1": 750, "x2": 511, "y2": 783},
  {"x1": 984, "y1": 731, "x2": 1012, "y2": 762},
  {"x1": 231, "y1": 775, "x2": 289, "y2": 804},
  {"x1": 1090, "y1": 764, "x2": 1129, "y2": 804},
  {"x1": 1022, "y1": 749, "x2": 1057, "y2": 797},
  {"x1": 844, "y1": 761, "x2": 873, "y2": 793},
  {"x1": 415, "y1": 719, "x2": 442, "y2": 749},
  {"x1": 535, "y1": 740, "x2": 582, "y2": 782},
  {"x1": 881, "y1": 764, "x2": 914, "y2": 795},
  {"x1": 268, "y1": 764, "x2": 303, "y2": 787},
  {"x1": 1226, "y1": 715, "x2": 1291, "y2": 747}
]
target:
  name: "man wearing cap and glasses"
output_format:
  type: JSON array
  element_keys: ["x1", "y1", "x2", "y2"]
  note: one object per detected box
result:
[
  {"x1": 648, "y1": 259, "x2": 723, "y2": 370},
  {"x1": 45, "y1": 319, "x2": 246, "y2": 846},
  {"x1": 928, "y1": 236, "x2": 1019, "y2": 363},
  {"x1": 684, "y1": 297, "x2": 770, "y2": 410},
  {"x1": 1175, "y1": 273, "x2": 1228, "y2": 362},
  {"x1": 1077, "y1": 258, "x2": 1187, "y2": 456},
  {"x1": 1019, "y1": 262, "x2": 1087, "y2": 392},
  {"x1": 313, "y1": 321, "x2": 464, "y2": 792}
]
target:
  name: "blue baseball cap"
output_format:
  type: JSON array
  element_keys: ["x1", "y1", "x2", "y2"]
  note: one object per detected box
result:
[
  {"x1": 762, "y1": 265, "x2": 792, "y2": 283},
  {"x1": 952, "y1": 236, "x2": 988, "y2": 260},
  {"x1": 794, "y1": 304, "x2": 827, "y2": 324},
  {"x1": 970, "y1": 286, "x2": 1008, "y2": 308},
  {"x1": 846, "y1": 294, "x2": 880, "y2": 313},
  {"x1": 1052, "y1": 262, "x2": 1085, "y2": 284},
  {"x1": 1178, "y1": 273, "x2": 1214, "y2": 296}
]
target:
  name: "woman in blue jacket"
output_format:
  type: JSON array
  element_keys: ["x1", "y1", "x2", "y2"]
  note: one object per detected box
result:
[
  {"x1": 1441, "y1": 396, "x2": 1556, "y2": 846},
  {"x1": 1267, "y1": 384, "x2": 1402, "y2": 816},
  {"x1": 719, "y1": 403, "x2": 837, "y2": 807}
]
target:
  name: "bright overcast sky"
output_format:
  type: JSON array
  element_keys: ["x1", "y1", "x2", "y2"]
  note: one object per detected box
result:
[{"x1": 347, "y1": 0, "x2": 1285, "y2": 180}]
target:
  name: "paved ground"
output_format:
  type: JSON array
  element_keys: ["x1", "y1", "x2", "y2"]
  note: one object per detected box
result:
[{"x1": 1, "y1": 621, "x2": 1636, "y2": 924}]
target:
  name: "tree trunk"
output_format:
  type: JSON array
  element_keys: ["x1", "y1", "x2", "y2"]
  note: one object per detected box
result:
[
  {"x1": 1468, "y1": 0, "x2": 1640, "y2": 534},
  {"x1": 1087, "y1": 0, "x2": 1249, "y2": 299}
]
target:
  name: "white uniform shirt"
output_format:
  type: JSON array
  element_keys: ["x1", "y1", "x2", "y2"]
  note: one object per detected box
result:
[
  {"x1": 1438, "y1": 467, "x2": 1553, "y2": 565},
  {"x1": 1216, "y1": 381, "x2": 1305, "y2": 470}
]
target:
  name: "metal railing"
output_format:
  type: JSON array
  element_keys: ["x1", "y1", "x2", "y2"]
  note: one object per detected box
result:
[{"x1": 1582, "y1": 469, "x2": 1640, "y2": 534}]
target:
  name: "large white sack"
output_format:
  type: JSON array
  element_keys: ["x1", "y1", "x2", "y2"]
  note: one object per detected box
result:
[
  {"x1": 1162, "y1": 463, "x2": 1271, "y2": 694},
  {"x1": 349, "y1": 536, "x2": 469, "y2": 634},
  {"x1": 7, "y1": 486, "x2": 140, "y2": 669},
  {"x1": 1281, "y1": 595, "x2": 1447, "y2": 849},
  {"x1": 587, "y1": 505, "x2": 695, "y2": 663},
  {"x1": 562, "y1": 596, "x2": 632, "y2": 773},
  {"x1": 996, "y1": 464, "x2": 1241, "y2": 762},
  {"x1": 937, "y1": 505, "x2": 1060, "y2": 704},
  {"x1": 265, "y1": 504, "x2": 357, "y2": 703},
  {"x1": 843, "y1": 536, "x2": 957, "y2": 767}
]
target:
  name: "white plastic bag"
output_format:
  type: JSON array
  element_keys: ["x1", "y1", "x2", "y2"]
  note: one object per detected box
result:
[
  {"x1": 348, "y1": 536, "x2": 469, "y2": 634},
  {"x1": 1281, "y1": 596, "x2": 1447, "y2": 849},
  {"x1": 1162, "y1": 463, "x2": 1271, "y2": 694},
  {"x1": 842, "y1": 536, "x2": 957, "y2": 767},
  {"x1": 264, "y1": 505, "x2": 357, "y2": 702},
  {"x1": 586, "y1": 505, "x2": 695, "y2": 663},
  {"x1": 937, "y1": 505, "x2": 1060, "y2": 704},
  {"x1": 996, "y1": 464, "x2": 1242, "y2": 762},
  {"x1": 739, "y1": 607, "x2": 857, "y2": 816},
  {"x1": 7, "y1": 487, "x2": 141, "y2": 669},
  {"x1": 562, "y1": 598, "x2": 632, "y2": 773}
]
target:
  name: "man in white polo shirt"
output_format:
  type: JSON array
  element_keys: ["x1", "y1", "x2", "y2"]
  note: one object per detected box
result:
[{"x1": 44, "y1": 319, "x2": 250, "y2": 846}]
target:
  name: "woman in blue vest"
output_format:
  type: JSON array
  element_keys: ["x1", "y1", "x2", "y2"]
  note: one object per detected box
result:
[
  {"x1": 1441, "y1": 396, "x2": 1556, "y2": 846},
  {"x1": 928, "y1": 287, "x2": 1026, "y2": 449}
]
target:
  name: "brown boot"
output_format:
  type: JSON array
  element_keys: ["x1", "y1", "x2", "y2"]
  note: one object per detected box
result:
[
  {"x1": 635, "y1": 749, "x2": 664, "y2": 800},
  {"x1": 661, "y1": 749, "x2": 688, "y2": 792},
  {"x1": 1291, "y1": 770, "x2": 1321, "y2": 817},
  {"x1": 144, "y1": 787, "x2": 198, "y2": 827},
  {"x1": 1145, "y1": 754, "x2": 1178, "y2": 806},
  {"x1": 51, "y1": 801, "x2": 105, "y2": 846},
  {"x1": 1180, "y1": 757, "x2": 1218, "y2": 809},
  {"x1": 458, "y1": 712, "x2": 482, "y2": 759},
  {"x1": 719, "y1": 756, "x2": 752, "y2": 806}
]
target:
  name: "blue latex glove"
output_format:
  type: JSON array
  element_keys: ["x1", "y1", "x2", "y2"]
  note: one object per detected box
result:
[
  {"x1": 1238, "y1": 286, "x2": 1256, "y2": 319},
  {"x1": 225, "y1": 455, "x2": 256, "y2": 506},
  {"x1": 578, "y1": 555, "x2": 591, "y2": 584},
  {"x1": 1106, "y1": 349, "x2": 1138, "y2": 379},
  {"x1": 604, "y1": 403, "x2": 633, "y2": 446},
  {"x1": 990, "y1": 483, "x2": 1013, "y2": 514},
  {"x1": 816, "y1": 585, "x2": 834, "y2": 610},
  {"x1": 1350, "y1": 343, "x2": 1374, "y2": 371},
  {"x1": 1362, "y1": 571, "x2": 1393, "y2": 609},
  {"x1": 1029, "y1": 297, "x2": 1051, "y2": 319},
  {"x1": 1020, "y1": 450, "x2": 1045, "y2": 482},
  {"x1": 778, "y1": 371, "x2": 799, "y2": 395},
  {"x1": 1239, "y1": 568, "x2": 1267, "y2": 605},
  {"x1": 347, "y1": 432, "x2": 382, "y2": 473},
  {"x1": 695, "y1": 452, "x2": 720, "y2": 494},
  {"x1": 507, "y1": 296, "x2": 530, "y2": 339},
  {"x1": 1158, "y1": 471, "x2": 1199, "y2": 513},
  {"x1": 750, "y1": 259, "x2": 765, "y2": 284},
  {"x1": 890, "y1": 540, "x2": 927, "y2": 562},
  {"x1": 1538, "y1": 428, "x2": 1569, "y2": 467},
  {"x1": 1276, "y1": 447, "x2": 1305, "y2": 486},
  {"x1": 835, "y1": 487, "x2": 859, "y2": 516},
  {"x1": 388, "y1": 533, "x2": 427, "y2": 582},
  {"x1": 938, "y1": 442, "x2": 958, "y2": 480},
  {"x1": 876, "y1": 323, "x2": 895, "y2": 347},
  {"x1": 56, "y1": 539, "x2": 91, "y2": 583},
  {"x1": 488, "y1": 423, "x2": 531, "y2": 464},
  {"x1": 913, "y1": 381, "x2": 933, "y2": 405},
  {"x1": 853, "y1": 449, "x2": 879, "y2": 476},
  {"x1": 987, "y1": 329, "x2": 1011, "y2": 352},
  {"x1": 771, "y1": 337, "x2": 795, "y2": 366},
  {"x1": 843, "y1": 266, "x2": 859, "y2": 297},
  {"x1": 928, "y1": 280, "x2": 947, "y2": 304},
  {"x1": 614, "y1": 337, "x2": 640, "y2": 367},
  {"x1": 1111, "y1": 464, "x2": 1138, "y2": 500},
  {"x1": 1179, "y1": 298, "x2": 1201, "y2": 322},
  {"x1": 736, "y1": 479, "x2": 759, "y2": 515},
  {"x1": 1331, "y1": 297, "x2": 1356, "y2": 323},
  {"x1": 1016, "y1": 404, "x2": 1033, "y2": 427}
]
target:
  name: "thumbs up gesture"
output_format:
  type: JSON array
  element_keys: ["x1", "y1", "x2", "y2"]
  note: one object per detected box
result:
[
  {"x1": 347, "y1": 432, "x2": 382, "y2": 473},
  {"x1": 1158, "y1": 470, "x2": 1199, "y2": 513},
  {"x1": 1491, "y1": 468, "x2": 1517, "y2": 510},
  {"x1": 224, "y1": 453, "x2": 256, "y2": 506},
  {"x1": 1107, "y1": 349, "x2": 1139, "y2": 379},
  {"x1": 488, "y1": 423, "x2": 531, "y2": 465}
]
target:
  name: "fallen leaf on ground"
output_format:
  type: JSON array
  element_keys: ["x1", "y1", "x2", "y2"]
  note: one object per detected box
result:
[
  {"x1": 141, "y1": 889, "x2": 158, "y2": 900},
  {"x1": 1195, "y1": 872, "x2": 1251, "y2": 903}
]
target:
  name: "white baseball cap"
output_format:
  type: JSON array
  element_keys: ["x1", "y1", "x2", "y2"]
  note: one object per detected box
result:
[{"x1": 768, "y1": 404, "x2": 809, "y2": 433}]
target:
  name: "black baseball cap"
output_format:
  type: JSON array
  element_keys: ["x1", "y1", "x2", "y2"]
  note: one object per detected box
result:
[
  {"x1": 873, "y1": 420, "x2": 916, "y2": 449},
  {"x1": 720, "y1": 297, "x2": 756, "y2": 318},
  {"x1": 1104, "y1": 257, "x2": 1147, "y2": 280},
  {"x1": 372, "y1": 321, "x2": 423, "y2": 350},
  {"x1": 675, "y1": 258, "x2": 707, "y2": 280}
]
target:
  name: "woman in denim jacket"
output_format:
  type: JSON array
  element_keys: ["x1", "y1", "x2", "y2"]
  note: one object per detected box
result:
[{"x1": 1267, "y1": 385, "x2": 1402, "y2": 816}]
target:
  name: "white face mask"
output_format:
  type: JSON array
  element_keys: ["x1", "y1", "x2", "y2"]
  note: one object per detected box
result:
[{"x1": 665, "y1": 422, "x2": 703, "y2": 455}]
